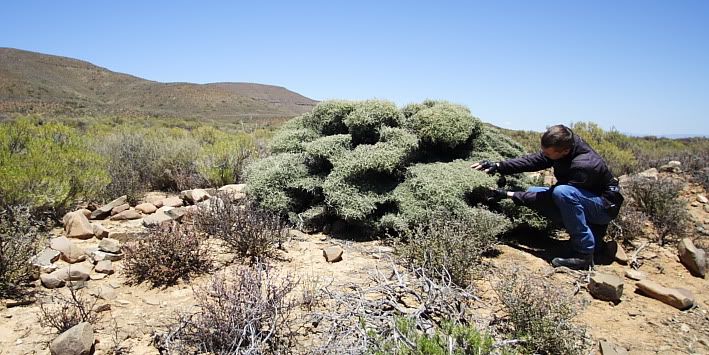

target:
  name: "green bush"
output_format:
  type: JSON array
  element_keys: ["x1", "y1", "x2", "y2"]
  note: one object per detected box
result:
[
  {"x1": 624, "y1": 176, "x2": 689, "y2": 243},
  {"x1": 196, "y1": 131, "x2": 258, "y2": 186},
  {"x1": 246, "y1": 99, "x2": 533, "y2": 235},
  {"x1": 0, "y1": 118, "x2": 109, "y2": 211}
]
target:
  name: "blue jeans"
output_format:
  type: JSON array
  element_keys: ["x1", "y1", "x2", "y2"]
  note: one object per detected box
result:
[{"x1": 527, "y1": 185, "x2": 612, "y2": 255}]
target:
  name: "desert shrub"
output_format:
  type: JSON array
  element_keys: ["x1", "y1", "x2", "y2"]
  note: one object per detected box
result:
[
  {"x1": 38, "y1": 286, "x2": 102, "y2": 333},
  {"x1": 195, "y1": 196, "x2": 286, "y2": 263},
  {"x1": 403, "y1": 101, "x2": 481, "y2": 149},
  {"x1": 370, "y1": 316, "x2": 495, "y2": 355},
  {"x1": 397, "y1": 211, "x2": 510, "y2": 285},
  {"x1": 157, "y1": 264, "x2": 298, "y2": 354},
  {"x1": 122, "y1": 223, "x2": 211, "y2": 287},
  {"x1": 607, "y1": 207, "x2": 649, "y2": 244},
  {"x1": 624, "y1": 176, "x2": 689, "y2": 243},
  {"x1": 0, "y1": 205, "x2": 43, "y2": 298},
  {"x1": 0, "y1": 118, "x2": 109, "y2": 211},
  {"x1": 246, "y1": 99, "x2": 530, "y2": 235},
  {"x1": 197, "y1": 131, "x2": 258, "y2": 186},
  {"x1": 495, "y1": 269, "x2": 590, "y2": 355},
  {"x1": 468, "y1": 126, "x2": 527, "y2": 162}
]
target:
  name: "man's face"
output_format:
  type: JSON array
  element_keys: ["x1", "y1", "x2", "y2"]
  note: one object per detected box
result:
[{"x1": 542, "y1": 146, "x2": 570, "y2": 160}]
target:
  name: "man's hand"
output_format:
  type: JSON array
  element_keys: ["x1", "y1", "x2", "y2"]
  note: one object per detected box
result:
[
  {"x1": 487, "y1": 188, "x2": 511, "y2": 203},
  {"x1": 470, "y1": 160, "x2": 499, "y2": 174}
]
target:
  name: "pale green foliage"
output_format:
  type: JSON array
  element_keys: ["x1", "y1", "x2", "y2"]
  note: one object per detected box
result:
[
  {"x1": 196, "y1": 130, "x2": 257, "y2": 186},
  {"x1": 469, "y1": 126, "x2": 527, "y2": 162},
  {"x1": 0, "y1": 118, "x2": 109, "y2": 210},
  {"x1": 246, "y1": 99, "x2": 531, "y2": 233},
  {"x1": 404, "y1": 101, "x2": 481, "y2": 148}
]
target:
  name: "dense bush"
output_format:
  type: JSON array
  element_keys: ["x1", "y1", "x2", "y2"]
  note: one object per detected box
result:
[
  {"x1": 495, "y1": 269, "x2": 590, "y2": 355},
  {"x1": 0, "y1": 118, "x2": 109, "y2": 212},
  {"x1": 624, "y1": 176, "x2": 689, "y2": 243},
  {"x1": 195, "y1": 195, "x2": 286, "y2": 263},
  {"x1": 122, "y1": 223, "x2": 211, "y2": 287},
  {"x1": 396, "y1": 211, "x2": 510, "y2": 285},
  {"x1": 245, "y1": 99, "x2": 538, "y2": 234},
  {"x1": 0, "y1": 205, "x2": 43, "y2": 298},
  {"x1": 158, "y1": 264, "x2": 298, "y2": 354}
]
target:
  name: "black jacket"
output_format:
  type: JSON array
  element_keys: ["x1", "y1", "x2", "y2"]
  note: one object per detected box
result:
[{"x1": 497, "y1": 134, "x2": 623, "y2": 217}]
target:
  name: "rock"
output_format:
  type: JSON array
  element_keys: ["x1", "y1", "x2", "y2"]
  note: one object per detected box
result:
[
  {"x1": 88, "y1": 249, "x2": 123, "y2": 262},
  {"x1": 109, "y1": 209, "x2": 141, "y2": 221},
  {"x1": 135, "y1": 202, "x2": 157, "y2": 214},
  {"x1": 692, "y1": 202, "x2": 700, "y2": 207},
  {"x1": 94, "y1": 260, "x2": 114, "y2": 274},
  {"x1": 92, "y1": 224, "x2": 109, "y2": 239},
  {"x1": 91, "y1": 195, "x2": 127, "y2": 220},
  {"x1": 165, "y1": 206, "x2": 188, "y2": 221},
  {"x1": 659, "y1": 161, "x2": 681, "y2": 173},
  {"x1": 110, "y1": 203, "x2": 130, "y2": 216},
  {"x1": 161, "y1": 196, "x2": 184, "y2": 208},
  {"x1": 50, "y1": 322, "x2": 94, "y2": 355},
  {"x1": 50, "y1": 237, "x2": 87, "y2": 263},
  {"x1": 218, "y1": 184, "x2": 247, "y2": 200},
  {"x1": 588, "y1": 273, "x2": 624, "y2": 303},
  {"x1": 50, "y1": 265, "x2": 92, "y2": 282},
  {"x1": 98, "y1": 238, "x2": 121, "y2": 254},
  {"x1": 606, "y1": 241, "x2": 628, "y2": 265},
  {"x1": 704, "y1": 205, "x2": 709, "y2": 213},
  {"x1": 635, "y1": 279, "x2": 694, "y2": 310},
  {"x1": 288, "y1": 229, "x2": 309, "y2": 240},
  {"x1": 637, "y1": 168, "x2": 658, "y2": 180},
  {"x1": 143, "y1": 297, "x2": 161, "y2": 306},
  {"x1": 677, "y1": 238, "x2": 706, "y2": 277},
  {"x1": 106, "y1": 231, "x2": 146, "y2": 243},
  {"x1": 31, "y1": 247, "x2": 61, "y2": 268},
  {"x1": 95, "y1": 304, "x2": 111, "y2": 313},
  {"x1": 323, "y1": 246, "x2": 344, "y2": 263},
  {"x1": 63, "y1": 212, "x2": 94, "y2": 239},
  {"x1": 698, "y1": 195, "x2": 709, "y2": 204},
  {"x1": 143, "y1": 211, "x2": 174, "y2": 228},
  {"x1": 89, "y1": 273, "x2": 108, "y2": 280},
  {"x1": 41, "y1": 273, "x2": 66, "y2": 289},
  {"x1": 90, "y1": 286, "x2": 117, "y2": 300},
  {"x1": 181, "y1": 189, "x2": 211, "y2": 204},
  {"x1": 599, "y1": 340, "x2": 629, "y2": 355},
  {"x1": 624, "y1": 269, "x2": 646, "y2": 281}
]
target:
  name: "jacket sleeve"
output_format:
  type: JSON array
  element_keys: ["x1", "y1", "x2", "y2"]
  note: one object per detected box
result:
[{"x1": 497, "y1": 151, "x2": 553, "y2": 175}]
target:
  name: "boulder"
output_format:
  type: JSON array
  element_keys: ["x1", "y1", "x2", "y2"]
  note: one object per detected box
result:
[
  {"x1": 94, "y1": 260, "x2": 114, "y2": 275},
  {"x1": 677, "y1": 238, "x2": 706, "y2": 277},
  {"x1": 63, "y1": 212, "x2": 94, "y2": 239},
  {"x1": 50, "y1": 265, "x2": 92, "y2": 282},
  {"x1": 658, "y1": 161, "x2": 681, "y2": 173},
  {"x1": 165, "y1": 206, "x2": 188, "y2": 221},
  {"x1": 30, "y1": 247, "x2": 61, "y2": 268},
  {"x1": 697, "y1": 195, "x2": 708, "y2": 204},
  {"x1": 50, "y1": 237, "x2": 87, "y2": 264},
  {"x1": 218, "y1": 184, "x2": 247, "y2": 200},
  {"x1": 98, "y1": 238, "x2": 121, "y2": 254},
  {"x1": 110, "y1": 209, "x2": 142, "y2": 221},
  {"x1": 92, "y1": 223, "x2": 109, "y2": 239},
  {"x1": 110, "y1": 203, "x2": 130, "y2": 216},
  {"x1": 91, "y1": 195, "x2": 127, "y2": 220},
  {"x1": 135, "y1": 202, "x2": 157, "y2": 214},
  {"x1": 635, "y1": 279, "x2": 694, "y2": 310},
  {"x1": 181, "y1": 189, "x2": 211, "y2": 204},
  {"x1": 142, "y1": 212, "x2": 174, "y2": 228},
  {"x1": 323, "y1": 246, "x2": 344, "y2": 263},
  {"x1": 87, "y1": 249, "x2": 123, "y2": 262},
  {"x1": 588, "y1": 273, "x2": 624, "y2": 303},
  {"x1": 161, "y1": 196, "x2": 184, "y2": 208},
  {"x1": 40, "y1": 273, "x2": 66, "y2": 289},
  {"x1": 49, "y1": 322, "x2": 94, "y2": 355}
]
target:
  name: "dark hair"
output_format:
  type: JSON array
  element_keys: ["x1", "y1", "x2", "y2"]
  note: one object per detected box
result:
[{"x1": 541, "y1": 125, "x2": 574, "y2": 150}]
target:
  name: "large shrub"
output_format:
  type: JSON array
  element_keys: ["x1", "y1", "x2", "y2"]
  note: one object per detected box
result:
[
  {"x1": 245, "y1": 99, "x2": 539, "y2": 234},
  {"x1": 0, "y1": 205, "x2": 43, "y2": 298},
  {"x1": 0, "y1": 118, "x2": 109, "y2": 211}
]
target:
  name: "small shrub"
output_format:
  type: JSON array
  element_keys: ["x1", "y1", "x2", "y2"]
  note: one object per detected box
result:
[
  {"x1": 0, "y1": 205, "x2": 42, "y2": 298},
  {"x1": 397, "y1": 211, "x2": 509, "y2": 286},
  {"x1": 157, "y1": 264, "x2": 298, "y2": 354},
  {"x1": 38, "y1": 286, "x2": 102, "y2": 333},
  {"x1": 624, "y1": 176, "x2": 689, "y2": 243},
  {"x1": 122, "y1": 223, "x2": 211, "y2": 287},
  {"x1": 495, "y1": 269, "x2": 590, "y2": 355},
  {"x1": 370, "y1": 316, "x2": 495, "y2": 355},
  {"x1": 195, "y1": 196, "x2": 286, "y2": 263},
  {"x1": 607, "y1": 207, "x2": 649, "y2": 244}
]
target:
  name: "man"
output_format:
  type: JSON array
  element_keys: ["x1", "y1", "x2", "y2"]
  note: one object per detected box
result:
[{"x1": 471, "y1": 124, "x2": 623, "y2": 270}]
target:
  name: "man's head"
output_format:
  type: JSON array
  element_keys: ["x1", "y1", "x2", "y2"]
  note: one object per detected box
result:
[{"x1": 541, "y1": 124, "x2": 574, "y2": 160}]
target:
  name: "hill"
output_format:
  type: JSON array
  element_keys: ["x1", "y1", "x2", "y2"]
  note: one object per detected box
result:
[{"x1": 0, "y1": 48, "x2": 317, "y2": 124}]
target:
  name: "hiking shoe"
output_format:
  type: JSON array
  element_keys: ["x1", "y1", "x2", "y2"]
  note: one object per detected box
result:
[{"x1": 552, "y1": 253, "x2": 594, "y2": 270}]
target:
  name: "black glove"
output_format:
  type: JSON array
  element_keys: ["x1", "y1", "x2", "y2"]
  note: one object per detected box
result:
[
  {"x1": 487, "y1": 188, "x2": 509, "y2": 203},
  {"x1": 476, "y1": 160, "x2": 499, "y2": 175}
]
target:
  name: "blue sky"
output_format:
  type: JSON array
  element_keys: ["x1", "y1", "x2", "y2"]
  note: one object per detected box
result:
[{"x1": 2, "y1": 1, "x2": 708, "y2": 135}]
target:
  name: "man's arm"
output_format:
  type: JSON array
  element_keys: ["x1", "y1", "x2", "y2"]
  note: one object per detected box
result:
[{"x1": 497, "y1": 151, "x2": 553, "y2": 175}]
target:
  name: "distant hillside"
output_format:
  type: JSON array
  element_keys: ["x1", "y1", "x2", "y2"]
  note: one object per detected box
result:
[{"x1": 0, "y1": 48, "x2": 317, "y2": 124}]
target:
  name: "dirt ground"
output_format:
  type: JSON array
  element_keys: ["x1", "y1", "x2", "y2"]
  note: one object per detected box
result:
[{"x1": 1, "y1": 186, "x2": 708, "y2": 354}]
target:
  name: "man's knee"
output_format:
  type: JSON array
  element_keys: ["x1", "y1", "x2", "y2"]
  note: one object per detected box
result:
[{"x1": 552, "y1": 185, "x2": 579, "y2": 203}]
